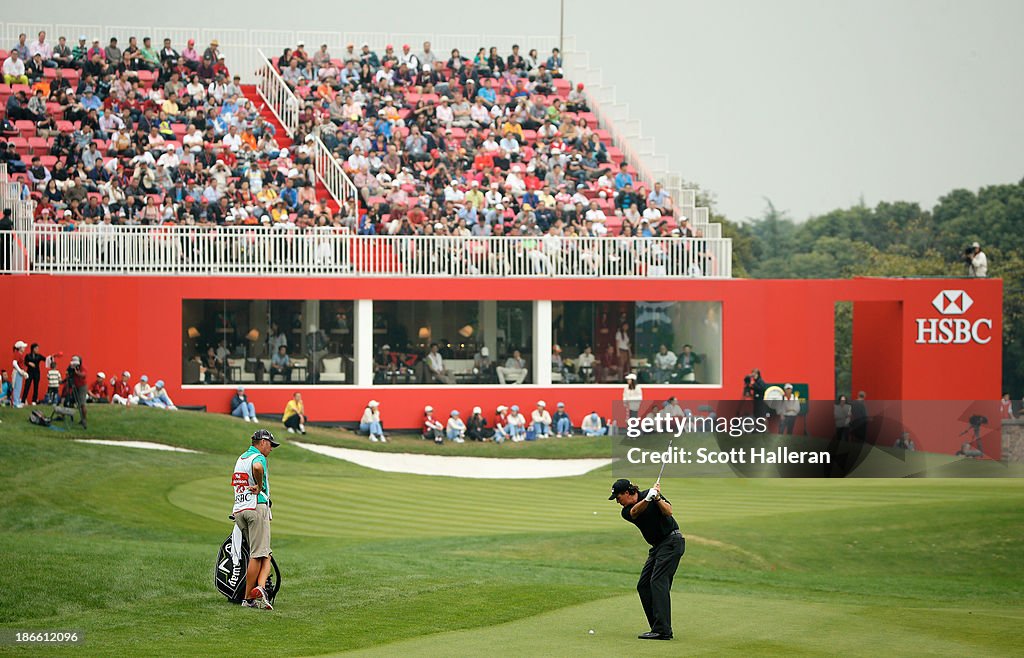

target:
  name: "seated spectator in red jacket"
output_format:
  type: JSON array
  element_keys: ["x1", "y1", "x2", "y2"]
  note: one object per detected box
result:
[{"x1": 88, "y1": 370, "x2": 110, "y2": 403}]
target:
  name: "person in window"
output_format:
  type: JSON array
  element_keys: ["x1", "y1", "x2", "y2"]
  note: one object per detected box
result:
[
  {"x1": 421, "y1": 342, "x2": 455, "y2": 384},
  {"x1": 497, "y1": 349, "x2": 528, "y2": 385},
  {"x1": 615, "y1": 322, "x2": 632, "y2": 380}
]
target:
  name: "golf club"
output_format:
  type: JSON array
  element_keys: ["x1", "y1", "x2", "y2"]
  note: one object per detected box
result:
[{"x1": 655, "y1": 438, "x2": 674, "y2": 486}]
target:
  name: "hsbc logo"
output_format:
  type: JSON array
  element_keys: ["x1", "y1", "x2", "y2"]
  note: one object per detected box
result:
[
  {"x1": 917, "y1": 290, "x2": 991, "y2": 345},
  {"x1": 932, "y1": 290, "x2": 973, "y2": 315}
]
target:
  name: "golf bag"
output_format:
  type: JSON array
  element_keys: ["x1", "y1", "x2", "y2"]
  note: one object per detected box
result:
[{"x1": 214, "y1": 524, "x2": 281, "y2": 604}]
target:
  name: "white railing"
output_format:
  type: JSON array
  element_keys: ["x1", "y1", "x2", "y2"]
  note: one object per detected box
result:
[
  {"x1": 255, "y1": 48, "x2": 299, "y2": 136},
  {"x1": 2, "y1": 226, "x2": 732, "y2": 279},
  {"x1": 311, "y1": 135, "x2": 360, "y2": 219},
  {"x1": 251, "y1": 49, "x2": 359, "y2": 219}
]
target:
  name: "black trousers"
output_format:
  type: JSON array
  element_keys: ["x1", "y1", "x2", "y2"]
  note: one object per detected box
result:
[
  {"x1": 23, "y1": 372, "x2": 41, "y2": 404},
  {"x1": 637, "y1": 533, "x2": 685, "y2": 636}
]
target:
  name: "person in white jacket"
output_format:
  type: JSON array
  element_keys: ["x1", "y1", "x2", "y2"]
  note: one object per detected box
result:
[
  {"x1": 623, "y1": 373, "x2": 643, "y2": 418},
  {"x1": 778, "y1": 383, "x2": 801, "y2": 435},
  {"x1": 359, "y1": 400, "x2": 386, "y2": 442},
  {"x1": 134, "y1": 375, "x2": 155, "y2": 404},
  {"x1": 506, "y1": 404, "x2": 527, "y2": 441},
  {"x1": 531, "y1": 400, "x2": 552, "y2": 438},
  {"x1": 581, "y1": 411, "x2": 607, "y2": 436},
  {"x1": 446, "y1": 410, "x2": 467, "y2": 443}
]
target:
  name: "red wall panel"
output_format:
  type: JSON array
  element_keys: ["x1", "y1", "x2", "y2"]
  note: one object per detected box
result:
[{"x1": 0, "y1": 275, "x2": 1002, "y2": 429}]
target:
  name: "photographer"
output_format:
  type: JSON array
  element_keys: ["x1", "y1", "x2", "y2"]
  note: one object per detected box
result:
[
  {"x1": 965, "y1": 242, "x2": 987, "y2": 277},
  {"x1": 66, "y1": 355, "x2": 88, "y2": 429}
]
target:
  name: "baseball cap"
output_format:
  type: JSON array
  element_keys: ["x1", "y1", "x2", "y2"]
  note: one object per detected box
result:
[
  {"x1": 97, "y1": 371, "x2": 106, "y2": 379},
  {"x1": 557, "y1": 402, "x2": 565, "y2": 408},
  {"x1": 625, "y1": 373, "x2": 637, "y2": 381},
  {"x1": 480, "y1": 347, "x2": 489, "y2": 357},
  {"x1": 237, "y1": 386, "x2": 245, "y2": 392},
  {"x1": 537, "y1": 400, "x2": 546, "y2": 407},
  {"x1": 784, "y1": 383, "x2": 793, "y2": 390},
  {"x1": 472, "y1": 406, "x2": 482, "y2": 415},
  {"x1": 368, "y1": 400, "x2": 379, "y2": 407},
  {"x1": 451, "y1": 410, "x2": 460, "y2": 416},
  {"x1": 381, "y1": 344, "x2": 391, "y2": 350},
  {"x1": 252, "y1": 428, "x2": 280, "y2": 447},
  {"x1": 497, "y1": 405, "x2": 508, "y2": 413},
  {"x1": 14, "y1": 340, "x2": 27, "y2": 349},
  {"x1": 155, "y1": 380, "x2": 165, "y2": 388},
  {"x1": 140, "y1": 375, "x2": 149, "y2": 382},
  {"x1": 424, "y1": 405, "x2": 434, "y2": 413},
  {"x1": 608, "y1": 478, "x2": 634, "y2": 500}
]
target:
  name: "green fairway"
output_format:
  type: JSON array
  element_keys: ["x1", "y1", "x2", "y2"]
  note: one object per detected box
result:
[{"x1": 1, "y1": 405, "x2": 1022, "y2": 656}]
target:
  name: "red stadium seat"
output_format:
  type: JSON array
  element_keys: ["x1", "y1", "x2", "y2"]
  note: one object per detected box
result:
[
  {"x1": 28, "y1": 137, "x2": 48, "y2": 153},
  {"x1": 39, "y1": 155, "x2": 57, "y2": 167},
  {"x1": 15, "y1": 120, "x2": 35, "y2": 137}
]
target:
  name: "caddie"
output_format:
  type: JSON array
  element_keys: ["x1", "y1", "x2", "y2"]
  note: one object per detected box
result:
[{"x1": 232, "y1": 428, "x2": 279, "y2": 610}]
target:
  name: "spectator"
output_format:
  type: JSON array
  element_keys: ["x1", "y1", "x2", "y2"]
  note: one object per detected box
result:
[
  {"x1": 359, "y1": 399, "x2": 386, "y2": 442},
  {"x1": 422, "y1": 405, "x2": 444, "y2": 444},
  {"x1": 652, "y1": 344, "x2": 677, "y2": 384},
  {"x1": 553, "y1": 402, "x2": 573, "y2": 437},
  {"x1": 3, "y1": 50, "x2": 28, "y2": 85},
  {"x1": 615, "y1": 322, "x2": 632, "y2": 378},
  {"x1": 88, "y1": 370, "x2": 110, "y2": 403},
  {"x1": 232, "y1": 386, "x2": 258, "y2": 423},
  {"x1": 834, "y1": 394, "x2": 852, "y2": 441},
  {"x1": 1001, "y1": 393, "x2": 1015, "y2": 420},
  {"x1": 467, "y1": 406, "x2": 493, "y2": 441},
  {"x1": 0, "y1": 370, "x2": 11, "y2": 406},
  {"x1": 967, "y1": 241, "x2": 987, "y2": 277},
  {"x1": 778, "y1": 384, "x2": 800, "y2": 434},
  {"x1": 531, "y1": 400, "x2": 552, "y2": 438},
  {"x1": 446, "y1": 410, "x2": 467, "y2": 443},
  {"x1": 894, "y1": 432, "x2": 916, "y2": 451},
  {"x1": 146, "y1": 380, "x2": 177, "y2": 410},
  {"x1": 623, "y1": 373, "x2": 643, "y2": 418},
  {"x1": 422, "y1": 342, "x2": 455, "y2": 384},
  {"x1": 134, "y1": 375, "x2": 155, "y2": 405},
  {"x1": 43, "y1": 356, "x2": 62, "y2": 404},
  {"x1": 472, "y1": 346, "x2": 495, "y2": 383},
  {"x1": 11, "y1": 340, "x2": 28, "y2": 409},
  {"x1": 851, "y1": 390, "x2": 868, "y2": 441},
  {"x1": 110, "y1": 371, "x2": 136, "y2": 405},
  {"x1": 506, "y1": 404, "x2": 527, "y2": 442},
  {"x1": 677, "y1": 345, "x2": 701, "y2": 383},
  {"x1": 576, "y1": 346, "x2": 596, "y2": 383},
  {"x1": 282, "y1": 391, "x2": 307, "y2": 434},
  {"x1": 497, "y1": 349, "x2": 529, "y2": 385},
  {"x1": 22, "y1": 342, "x2": 45, "y2": 405},
  {"x1": 581, "y1": 410, "x2": 607, "y2": 436},
  {"x1": 68, "y1": 355, "x2": 89, "y2": 428}
]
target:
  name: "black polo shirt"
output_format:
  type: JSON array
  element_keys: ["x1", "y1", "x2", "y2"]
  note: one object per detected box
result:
[{"x1": 621, "y1": 489, "x2": 680, "y2": 547}]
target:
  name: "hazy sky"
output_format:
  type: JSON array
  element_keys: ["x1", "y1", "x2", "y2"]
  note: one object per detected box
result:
[{"x1": 12, "y1": 0, "x2": 1024, "y2": 220}]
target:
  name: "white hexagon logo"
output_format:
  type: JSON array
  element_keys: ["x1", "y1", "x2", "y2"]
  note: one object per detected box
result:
[{"x1": 931, "y1": 290, "x2": 974, "y2": 315}]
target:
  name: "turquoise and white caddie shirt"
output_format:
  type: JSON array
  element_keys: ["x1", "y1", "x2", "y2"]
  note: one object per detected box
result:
[{"x1": 232, "y1": 446, "x2": 270, "y2": 514}]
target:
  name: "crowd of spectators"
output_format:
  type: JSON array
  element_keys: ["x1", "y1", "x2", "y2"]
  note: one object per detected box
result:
[
  {"x1": 277, "y1": 39, "x2": 697, "y2": 241},
  {"x1": 356, "y1": 398, "x2": 613, "y2": 444},
  {"x1": 2, "y1": 30, "x2": 343, "y2": 231},
  {"x1": 1, "y1": 33, "x2": 708, "y2": 247}
]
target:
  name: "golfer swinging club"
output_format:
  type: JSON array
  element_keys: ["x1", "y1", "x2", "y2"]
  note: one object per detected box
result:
[
  {"x1": 232, "y1": 429, "x2": 279, "y2": 610},
  {"x1": 609, "y1": 478, "x2": 685, "y2": 640}
]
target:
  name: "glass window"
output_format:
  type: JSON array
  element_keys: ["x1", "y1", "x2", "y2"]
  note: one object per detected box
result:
[
  {"x1": 551, "y1": 301, "x2": 722, "y2": 385},
  {"x1": 182, "y1": 299, "x2": 354, "y2": 385},
  {"x1": 372, "y1": 301, "x2": 532, "y2": 384}
]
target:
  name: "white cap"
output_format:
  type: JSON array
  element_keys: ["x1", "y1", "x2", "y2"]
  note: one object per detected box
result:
[
  {"x1": 472, "y1": 406, "x2": 482, "y2": 414},
  {"x1": 625, "y1": 373, "x2": 637, "y2": 381},
  {"x1": 433, "y1": 222, "x2": 444, "y2": 230},
  {"x1": 381, "y1": 344, "x2": 391, "y2": 350},
  {"x1": 368, "y1": 400, "x2": 379, "y2": 407},
  {"x1": 971, "y1": 241, "x2": 980, "y2": 248},
  {"x1": 424, "y1": 405, "x2": 433, "y2": 413},
  {"x1": 497, "y1": 405, "x2": 508, "y2": 412},
  {"x1": 14, "y1": 340, "x2": 27, "y2": 349},
  {"x1": 480, "y1": 347, "x2": 489, "y2": 357},
  {"x1": 280, "y1": 148, "x2": 289, "y2": 157},
  {"x1": 123, "y1": 370, "x2": 131, "y2": 377},
  {"x1": 97, "y1": 371, "x2": 106, "y2": 379},
  {"x1": 537, "y1": 400, "x2": 546, "y2": 407},
  {"x1": 784, "y1": 383, "x2": 793, "y2": 389}
]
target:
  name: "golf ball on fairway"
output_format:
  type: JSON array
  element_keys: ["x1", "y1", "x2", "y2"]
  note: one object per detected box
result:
[
  {"x1": 588, "y1": 629, "x2": 595, "y2": 635},
  {"x1": 593, "y1": 511, "x2": 597, "y2": 515}
]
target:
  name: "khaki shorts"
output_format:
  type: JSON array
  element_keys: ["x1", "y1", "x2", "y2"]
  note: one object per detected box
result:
[{"x1": 235, "y1": 504, "x2": 271, "y2": 558}]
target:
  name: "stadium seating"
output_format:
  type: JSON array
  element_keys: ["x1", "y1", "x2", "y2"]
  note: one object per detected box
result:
[{"x1": 2, "y1": 33, "x2": 689, "y2": 239}]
